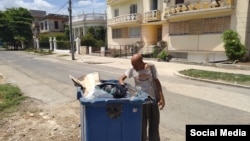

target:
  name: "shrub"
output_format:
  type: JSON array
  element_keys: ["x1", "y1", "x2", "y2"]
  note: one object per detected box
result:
[
  {"x1": 152, "y1": 46, "x2": 161, "y2": 58},
  {"x1": 157, "y1": 50, "x2": 168, "y2": 61},
  {"x1": 81, "y1": 33, "x2": 96, "y2": 47},
  {"x1": 96, "y1": 40, "x2": 105, "y2": 48},
  {"x1": 222, "y1": 30, "x2": 247, "y2": 62}
]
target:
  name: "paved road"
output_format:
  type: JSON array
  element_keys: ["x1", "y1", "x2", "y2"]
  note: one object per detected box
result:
[{"x1": 0, "y1": 51, "x2": 250, "y2": 141}]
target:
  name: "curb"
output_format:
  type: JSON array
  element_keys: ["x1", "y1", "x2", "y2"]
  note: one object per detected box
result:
[
  {"x1": 170, "y1": 60, "x2": 250, "y2": 71},
  {"x1": 174, "y1": 72, "x2": 250, "y2": 89}
]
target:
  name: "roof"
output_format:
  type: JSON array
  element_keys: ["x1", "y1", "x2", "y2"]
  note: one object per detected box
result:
[{"x1": 29, "y1": 10, "x2": 46, "y2": 18}]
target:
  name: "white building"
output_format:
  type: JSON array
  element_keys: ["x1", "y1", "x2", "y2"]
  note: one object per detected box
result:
[
  {"x1": 72, "y1": 12, "x2": 107, "y2": 39},
  {"x1": 107, "y1": 0, "x2": 249, "y2": 62},
  {"x1": 39, "y1": 14, "x2": 69, "y2": 33}
]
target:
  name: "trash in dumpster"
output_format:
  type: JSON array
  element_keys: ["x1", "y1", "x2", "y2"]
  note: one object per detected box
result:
[{"x1": 69, "y1": 72, "x2": 152, "y2": 101}]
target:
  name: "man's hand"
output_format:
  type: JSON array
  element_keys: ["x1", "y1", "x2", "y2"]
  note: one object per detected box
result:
[{"x1": 158, "y1": 98, "x2": 165, "y2": 110}]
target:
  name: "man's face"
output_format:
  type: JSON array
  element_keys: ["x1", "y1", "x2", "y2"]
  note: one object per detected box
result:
[{"x1": 132, "y1": 61, "x2": 142, "y2": 71}]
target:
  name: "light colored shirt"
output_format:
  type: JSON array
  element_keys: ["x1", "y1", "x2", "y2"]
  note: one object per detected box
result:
[{"x1": 125, "y1": 64, "x2": 158, "y2": 98}]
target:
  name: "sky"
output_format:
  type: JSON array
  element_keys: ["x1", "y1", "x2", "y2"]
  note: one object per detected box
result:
[{"x1": 0, "y1": 0, "x2": 106, "y2": 16}]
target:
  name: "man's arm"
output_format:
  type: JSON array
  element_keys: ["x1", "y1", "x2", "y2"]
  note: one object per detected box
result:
[
  {"x1": 119, "y1": 74, "x2": 127, "y2": 86},
  {"x1": 155, "y1": 78, "x2": 165, "y2": 110}
]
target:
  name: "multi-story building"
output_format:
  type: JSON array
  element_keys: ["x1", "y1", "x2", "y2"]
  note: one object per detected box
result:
[
  {"x1": 107, "y1": 0, "x2": 249, "y2": 62},
  {"x1": 39, "y1": 14, "x2": 69, "y2": 33},
  {"x1": 72, "y1": 12, "x2": 107, "y2": 39},
  {"x1": 107, "y1": 0, "x2": 161, "y2": 52}
]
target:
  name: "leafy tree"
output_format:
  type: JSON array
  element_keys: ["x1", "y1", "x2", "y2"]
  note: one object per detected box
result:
[
  {"x1": 64, "y1": 25, "x2": 70, "y2": 40},
  {"x1": 0, "y1": 11, "x2": 13, "y2": 43},
  {"x1": 87, "y1": 26, "x2": 106, "y2": 40},
  {"x1": 222, "y1": 30, "x2": 247, "y2": 62},
  {"x1": 86, "y1": 26, "x2": 106, "y2": 42},
  {"x1": 96, "y1": 40, "x2": 105, "y2": 48},
  {"x1": 0, "y1": 7, "x2": 33, "y2": 49},
  {"x1": 81, "y1": 33, "x2": 96, "y2": 47}
]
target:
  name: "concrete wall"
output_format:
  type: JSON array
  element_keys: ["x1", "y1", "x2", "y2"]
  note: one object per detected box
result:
[
  {"x1": 231, "y1": 0, "x2": 248, "y2": 44},
  {"x1": 141, "y1": 25, "x2": 160, "y2": 47},
  {"x1": 169, "y1": 34, "x2": 224, "y2": 51},
  {"x1": 108, "y1": 37, "x2": 141, "y2": 48}
]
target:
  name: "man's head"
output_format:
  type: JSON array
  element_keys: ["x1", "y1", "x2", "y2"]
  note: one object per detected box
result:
[{"x1": 131, "y1": 53, "x2": 144, "y2": 71}]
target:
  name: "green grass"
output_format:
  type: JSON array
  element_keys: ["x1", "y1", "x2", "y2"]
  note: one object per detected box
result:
[
  {"x1": 179, "y1": 69, "x2": 250, "y2": 86},
  {"x1": 0, "y1": 84, "x2": 26, "y2": 118}
]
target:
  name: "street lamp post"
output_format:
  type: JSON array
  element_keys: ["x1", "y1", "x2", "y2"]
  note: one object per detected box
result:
[{"x1": 68, "y1": 0, "x2": 75, "y2": 60}]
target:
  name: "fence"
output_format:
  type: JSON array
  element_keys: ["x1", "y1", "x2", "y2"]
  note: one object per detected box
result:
[
  {"x1": 34, "y1": 37, "x2": 71, "y2": 52},
  {"x1": 106, "y1": 45, "x2": 141, "y2": 58},
  {"x1": 105, "y1": 44, "x2": 163, "y2": 58}
]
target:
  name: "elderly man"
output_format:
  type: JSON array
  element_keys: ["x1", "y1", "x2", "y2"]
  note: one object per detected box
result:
[{"x1": 119, "y1": 53, "x2": 165, "y2": 141}]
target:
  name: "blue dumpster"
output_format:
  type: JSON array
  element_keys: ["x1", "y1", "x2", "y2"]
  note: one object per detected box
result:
[{"x1": 76, "y1": 84, "x2": 148, "y2": 141}]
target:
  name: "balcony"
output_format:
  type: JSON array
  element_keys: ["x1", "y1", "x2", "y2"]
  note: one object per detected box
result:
[
  {"x1": 164, "y1": 0, "x2": 234, "y2": 19},
  {"x1": 107, "y1": 0, "x2": 123, "y2": 5},
  {"x1": 72, "y1": 13, "x2": 106, "y2": 22},
  {"x1": 144, "y1": 10, "x2": 161, "y2": 22},
  {"x1": 108, "y1": 14, "x2": 141, "y2": 25}
]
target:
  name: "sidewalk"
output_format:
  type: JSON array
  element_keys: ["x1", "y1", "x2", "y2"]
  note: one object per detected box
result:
[{"x1": 52, "y1": 53, "x2": 250, "y2": 88}]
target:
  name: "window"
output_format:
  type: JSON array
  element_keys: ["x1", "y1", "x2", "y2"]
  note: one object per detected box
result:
[
  {"x1": 112, "y1": 28, "x2": 129, "y2": 38},
  {"x1": 114, "y1": 9, "x2": 119, "y2": 17},
  {"x1": 151, "y1": 0, "x2": 158, "y2": 10},
  {"x1": 203, "y1": 16, "x2": 231, "y2": 33},
  {"x1": 169, "y1": 21, "x2": 189, "y2": 35},
  {"x1": 112, "y1": 28, "x2": 121, "y2": 38},
  {"x1": 40, "y1": 22, "x2": 44, "y2": 30},
  {"x1": 130, "y1": 4, "x2": 137, "y2": 14},
  {"x1": 45, "y1": 21, "x2": 47, "y2": 30},
  {"x1": 129, "y1": 27, "x2": 141, "y2": 37},
  {"x1": 54, "y1": 21, "x2": 59, "y2": 29},
  {"x1": 189, "y1": 19, "x2": 203, "y2": 34},
  {"x1": 169, "y1": 16, "x2": 231, "y2": 35},
  {"x1": 175, "y1": 0, "x2": 184, "y2": 4}
]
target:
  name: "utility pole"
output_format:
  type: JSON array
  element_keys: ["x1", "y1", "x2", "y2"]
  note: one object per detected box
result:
[{"x1": 68, "y1": 0, "x2": 75, "y2": 60}]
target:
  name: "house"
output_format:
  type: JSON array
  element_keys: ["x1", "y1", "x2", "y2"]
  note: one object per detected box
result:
[
  {"x1": 72, "y1": 12, "x2": 107, "y2": 39},
  {"x1": 39, "y1": 14, "x2": 69, "y2": 33},
  {"x1": 30, "y1": 10, "x2": 46, "y2": 38},
  {"x1": 107, "y1": 0, "x2": 250, "y2": 63}
]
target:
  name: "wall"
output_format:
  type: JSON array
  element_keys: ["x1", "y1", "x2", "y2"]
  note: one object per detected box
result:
[
  {"x1": 141, "y1": 25, "x2": 159, "y2": 47},
  {"x1": 231, "y1": 0, "x2": 248, "y2": 44},
  {"x1": 169, "y1": 34, "x2": 224, "y2": 51}
]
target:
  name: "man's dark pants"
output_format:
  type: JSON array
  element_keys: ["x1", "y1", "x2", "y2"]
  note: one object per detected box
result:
[{"x1": 141, "y1": 103, "x2": 160, "y2": 141}]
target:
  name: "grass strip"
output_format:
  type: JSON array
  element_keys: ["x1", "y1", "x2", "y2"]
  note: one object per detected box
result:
[
  {"x1": 0, "y1": 84, "x2": 26, "y2": 116},
  {"x1": 179, "y1": 69, "x2": 250, "y2": 86}
]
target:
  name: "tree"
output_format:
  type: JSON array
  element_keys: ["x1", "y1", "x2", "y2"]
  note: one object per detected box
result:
[
  {"x1": 87, "y1": 26, "x2": 106, "y2": 41},
  {"x1": 0, "y1": 7, "x2": 33, "y2": 49},
  {"x1": 222, "y1": 30, "x2": 247, "y2": 62},
  {"x1": 81, "y1": 33, "x2": 96, "y2": 47},
  {"x1": 0, "y1": 11, "x2": 13, "y2": 43},
  {"x1": 64, "y1": 25, "x2": 70, "y2": 40}
]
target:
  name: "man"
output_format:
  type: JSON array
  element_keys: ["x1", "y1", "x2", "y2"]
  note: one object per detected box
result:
[{"x1": 119, "y1": 53, "x2": 165, "y2": 141}]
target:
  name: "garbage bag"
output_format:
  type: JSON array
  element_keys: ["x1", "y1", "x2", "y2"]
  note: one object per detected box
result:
[{"x1": 96, "y1": 80, "x2": 127, "y2": 98}]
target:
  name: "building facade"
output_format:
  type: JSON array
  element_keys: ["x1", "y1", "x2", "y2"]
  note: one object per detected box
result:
[
  {"x1": 30, "y1": 10, "x2": 47, "y2": 38},
  {"x1": 39, "y1": 14, "x2": 69, "y2": 33},
  {"x1": 107, "y1": 0, "x2": 249, "y2": 62},
  {"x1": 72, "y1": 12, "x2": 107, "y2": 40}
]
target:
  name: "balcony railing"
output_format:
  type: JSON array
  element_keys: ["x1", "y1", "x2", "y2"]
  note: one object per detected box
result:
[
  {"x1": 107, "y1": 0, "x2": 118, "y2": 4},
  {"x1": 109, "y1": 14, "x2": 141, "y2": 25},
  {"x1": 144, "y1": 10, "x2": 161, "y2": 22},
  {"x1": 72, "y1": 13, "x2": 106, "y2": 22},
  {"x1": 165, "y1": 0, "x2": 234, "y2": 17}
]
